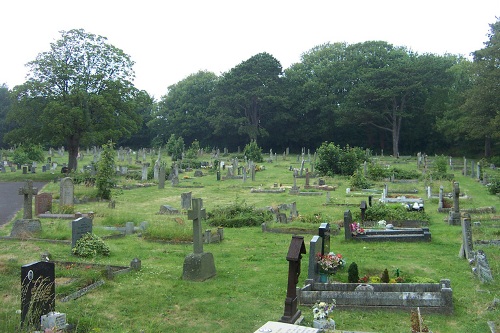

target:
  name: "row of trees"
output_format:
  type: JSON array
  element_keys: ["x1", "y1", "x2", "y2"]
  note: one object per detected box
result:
[{"x1": 1, "y1": 20, "x2": 499, "y2": 171}]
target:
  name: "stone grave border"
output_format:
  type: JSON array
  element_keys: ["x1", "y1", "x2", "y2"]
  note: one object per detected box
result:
[{"x1": 298, "y1": 280, "x2": 453, "y2": 314}]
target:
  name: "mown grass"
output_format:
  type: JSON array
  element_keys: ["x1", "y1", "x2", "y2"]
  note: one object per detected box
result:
[{"x1": 0, "y1": 153, "x2": 499, "y2": 332}]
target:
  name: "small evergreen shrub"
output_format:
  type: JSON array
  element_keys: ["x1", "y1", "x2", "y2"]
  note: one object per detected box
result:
[
  {"x1": 350, "y1": 170, "x2": 371, "y2": 189},
  {"x1": 72, "y1": 233, "x2": 110, "y2": 257},
  {"x1": 347, "y1": 262, "x2": 359, "y2": 283},
  {"x1": 381, "y1": 268, "x2": 390, "y2": 283},
  {"x1": 243, "y1": 140, "x2": 263, "y2": 163},
  {"x1": 96, "y1": 141, "x2": 116, "y2": 200}
]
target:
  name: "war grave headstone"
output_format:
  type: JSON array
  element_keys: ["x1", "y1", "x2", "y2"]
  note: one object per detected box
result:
[
  {"x1": 11, "y1": 180, "x2": 42, "y2": 237},
  {"x1": 280, "y1": 235, "x2": 306, "y2": 324},
  {"x1": 182, "y1": 198, "x2": 216, "y2": 281},
  {"x1": 59, "y1": 177, "x2": 74, "y2": 206},
  {"x1": 158, "y1": 166, "x2": 166, "y2": 189},
  {"x1": 141, "y1": 163, "x2": 149, "y2": 181},
  {"x1": 181, "y1": 192, "x2": 192, "y2": 210},
  {"x1": 35, "y1": 193, "x2": 53, "y2": 216},
  {"x1": 20, "y1": 261, "x2": 56, "y2": 330},
  {"x1": 72, "y1": 217, "x2": 93, "y2": 248}
]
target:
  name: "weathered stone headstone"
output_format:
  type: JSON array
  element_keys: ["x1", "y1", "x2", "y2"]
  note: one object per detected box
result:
[
  {"x1": 473, "y1": 250, "x2": 494, "y2": 283},
  {"x1": 344, "y1": 210, "x2": 353, "y2": 240},
  {"x1": 19, "y1": 180, "x2": 38, "y2": 219},
  {"x1": 438, "y1": 185, "x2": 444, "y2": 210},
  {"x1": 181, "y1": 192, "x2": 192, "y2": 210},
  {"x1": 459, "y1": 214, "x2": 473, "y2": 259},
  {"x1": 182, "y1": 198, "x2": 216, "y2": 281},
  {"x1": 159, "y1": 205, "x2": 179, "y2": 214},
  {"x1": 141, "y1": 163, "x2": 149, "y2": 181},
  {"x1": 10, "y1": 219, "x2": 42, "y2": 238},
  {"x1": 448, "y1": 182, "x2": 461, "y2": 225},
  {"x1": 59, "y1": 177, "x2": 74, "y2": 206},
  {"x1": 71, "y1": 217, "x2": 93, "y2": 248},
  {"x1": 20, "y1": 261, "x2": 55, "y2": 330},
  {"x1": 280, "y1": 235, "x2": 306, "y2": 324},
  {"x1": 158, "y1": 166, "x2": 166, "y2": 189},
  {"x1": 35, "y1": 193, "x2": 53, "y2": 216}
]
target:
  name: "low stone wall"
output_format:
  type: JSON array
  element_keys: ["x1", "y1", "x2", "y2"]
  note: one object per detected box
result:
[{"x1": 298, "y1": 280, "x2": 453, "y2": 313}]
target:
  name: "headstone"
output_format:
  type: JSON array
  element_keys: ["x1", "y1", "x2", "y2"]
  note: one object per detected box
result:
[
  {"x1": 318, "y1": 223, "x2": 330, "y2": 256},
  {"x1": 360, "y1": 201, "x2": 367, "y2": 221},
  {"x1": 141, "y1": 163, "x2": 149, "y2": 181},
  {"x1": 474, "y1": 250, "x2": 494, "y2": 283},
  {"x1": 71, "y1": 217, "x2": 93, "y2": 248},
  {"x1": 59, "y1": 177, "x2": 74, "y2": 206},
  {"x1": 307, "y1": 235, "x2": 323, "y2": 282},
  {"x1": 18, "y1": 180, "x2": 38, "y2": 219},
  {"x1": 125, "y1": 222, "x2": 134, "y2": 235},
  {"x1": 20, "y1": 261, "x2": 55, "y2": 330},
  {"x1": 159, "y1": 205, "x2": 179, "y2": 214},
  {"x1": 343, "y1": 210, "x2": 353, "y2": 240},
  {"x1": 10, "y1": 219, "x2": 42, "y2": 238},
  {"x1": 459, "y1": 214, "x2": 473, "y2": 260},
  {"x1": 181, "y1": 192, "x2": 192, "y2": 210},
  {"x1": 448, "y1": 182, "x2": 461, "y2": 225},
  {"x1": 35, "y1": 193, "x2": 53, "y2": 216},
  {"x1": 438, "y1": 186, "x2": 444, "y2": 210},
  {"x1": 158, "y1": 166, "x2": 166, "y2": 189},
  {"x1": 182, "y1": 198, "x2": 216, "y2": 281},
  {"x1": 279, "y1": 235, "x2": 306, "y2": 324},
  {"x1": 305, "y1": 169, "x2": 310, "y2": 186}
]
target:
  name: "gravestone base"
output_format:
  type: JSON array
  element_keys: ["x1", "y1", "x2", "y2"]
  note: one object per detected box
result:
[
  {"x1": 182, "y1": 252, "x2": 216, "y2": 281},
  {"x1": 10, "y1": 219, "x2": 42, "y2": 238},
  {"x1": 448, "y1": 212, "x2": 461, "y2": 225}
]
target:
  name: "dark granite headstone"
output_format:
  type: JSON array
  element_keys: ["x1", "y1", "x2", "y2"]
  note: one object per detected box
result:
[
  {"x1": 344, "y1": 210, "x2": 353, "y2": 240},
  {"x1": 71, "y1": 217, "x2": 93, "y2": 248},
  {"x1": 20, "y1": 261, "x2": 55, "y2": 329},
  {"x1": 318, "y1": 223, "x2": 330, "y2": 256}
]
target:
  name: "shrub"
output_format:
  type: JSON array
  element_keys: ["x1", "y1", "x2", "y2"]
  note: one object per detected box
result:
[
  {"x1": 389, "y1": 167, "x2": 421, "y2": 180},
  {"x1": 207, "y1": 199, "x2": 272, "y2": 228},
  {"x1": 487, "y1": 178, "x2": 500, "y2": 195},
  {"x1": 381, "y1": 268, "x2": 390, "y2": 283},
  {"x1": 316, "y1": 141, "x2": 366, "y2": 177},
  {"x1": 367, "y1": 163, "x2": 389, "y2": 181},
  {"x1": 243, "y1": 140, "x2": 263, "y2": 163},
  {"x1": 165, "y1": 134, "x2": 184, "y2": 161},
  {"x1": 347, "y1": 262, "x2": 359, "y2": 283},
  {"x1": 96, "y1": 141, "x2": 115, "y2": 200},
  {"x1": 72, "y1": 233, "x2": 110, "y2": 257},
  {"x1": 361, "y1": 202, "x2": 430, "y2": 222},
  {"x1": 350, "y1": 170, "x2": 371, "y2": 189},
  {"x1": 12, "y1": 144, "x2": 45, "y2": 165}
]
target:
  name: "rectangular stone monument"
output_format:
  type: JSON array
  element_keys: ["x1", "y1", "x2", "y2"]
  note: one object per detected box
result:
[
  {"x1": 71, "y1": 217, "x2": 93, "y2": 248},
  {"x1": 459, "y1": 214, "x2": 473, "y2": 260},
  {"x1": 448, "y1": 182, "x2": 461, "y2": 225},
  {"x1": 344, "y1": 210, "x2": 353, "y2": 240},
  {"x1": 21, "y1": 261, "x2": 55, "y2": 330},
  {"x1": 181, "y1": 192, "x2": 192, "y2": 210},
  {"x1": 307, "y1": 235, "x2": 322, "y2": 283},
  {"x1": 141, "y1": 163, "x2": 149, "y2": 181},
  {"x1": 158, "y1": 166, "x2": 166, "y2": 189},
  {"x1": 59, "y1": 177, "x2": 74, "y2": 206},
  {"x1": 35, "y1": 193, "x2": 53, "y2": 216}
]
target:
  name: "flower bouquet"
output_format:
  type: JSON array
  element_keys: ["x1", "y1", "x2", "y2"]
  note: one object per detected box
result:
[
  {"x1": 350, "y1": 222, "x2": 365, "y2": 236},
  {"x1": 316, "y1": 252, "x2": 345, "y2": 274},
  {"x1": 312, "y1": 300, "x2": 336, "y2": 330}
]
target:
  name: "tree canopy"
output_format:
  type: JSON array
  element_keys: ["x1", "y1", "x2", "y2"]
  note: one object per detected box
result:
[{"x1": 5, "y1": 29, "x2": 145, "y2": 170}]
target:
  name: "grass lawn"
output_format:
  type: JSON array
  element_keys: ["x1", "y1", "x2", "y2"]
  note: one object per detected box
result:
[{"x1": 0, "y1": 153, "x2": 499, "y2": 332}]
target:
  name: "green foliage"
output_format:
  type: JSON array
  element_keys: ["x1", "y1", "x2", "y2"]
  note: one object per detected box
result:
[
  {"x1": 207, "y1": 199, "x2": 272, "y2": 228},
  {"x1": 72, "y1": 233, "x2": 110, "y2": 257},
  {"x1": 347, "y1": 262, "x2": 359, "y2": 283},
  {"x1": 96, "y1": 141, "x2": 115, "y2": 200},
  {"x1": 367, "y1": 163, "x2": 389, "y2": 181},
  {"x1": 487, "y1": 178, "x2": 500, "y2": 195},
  {"x1": 432, "y1": 155, "x2": 448, "y2": 174},
  {"x1": 243, "y1": 140, "x2": 263, "y2": 163},
  {"x1": 185, "y1": 140, "x2": 201, "y2": 160},
  {"x1": 349, "y1": 170, "x2": 371, "y2": 189},
  {"x1": 381, "y1": 268, "x2": 390, "y2": 283},
  {"x1": 165, "y1": 134, "x2": 184, "y2": 161},
  {"x1": 362, "y1": 202, "x2": 430, "y2": 222},
  {"x1": 389, "y1": 167, "x2": 421, "y2": 180},
  {"x1": 11, "y1": 144, "x2": 45, "y2": 165},
  {"x1": 316, "y1": 142, "x2": 366, "y2": 177}
]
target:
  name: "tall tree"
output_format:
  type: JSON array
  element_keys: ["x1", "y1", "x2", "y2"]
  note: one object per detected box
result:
[
  {"x1": 0, "y1": 84, "x2": 12, "y2": 148},
  {"x1": 461, "y1": 19, "x2": 500, "y2": 157},
  {"x1": 209, "y1": 52, "x2": 283, "y2": 146},
  {"x1": 152, "y1": 71, "x2": 218, "y2": 147},
  {"x1": 5, "y1": 29, "x2": 142, "y2": 170}
]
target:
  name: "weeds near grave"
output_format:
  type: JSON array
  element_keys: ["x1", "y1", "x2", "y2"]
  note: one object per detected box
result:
[
  {"x1": 72, "y1": 233, "x2": 110, "y2": 258},
  {"x1": 207, "y1": 198, "x2": 272, "y2": 228}
]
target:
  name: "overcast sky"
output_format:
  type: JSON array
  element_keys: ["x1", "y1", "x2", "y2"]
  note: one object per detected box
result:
[{"x1": 1, "y1": 0, "x2": 498, "y2": 99}]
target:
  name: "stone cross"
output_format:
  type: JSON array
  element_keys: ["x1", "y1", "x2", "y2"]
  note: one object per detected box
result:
[
  {"x1": 188, "y1": 198, "x2": 206, "y2": 254},
  {"x1": 19, "y1": 180, "x2": 38, "y2": 219}
]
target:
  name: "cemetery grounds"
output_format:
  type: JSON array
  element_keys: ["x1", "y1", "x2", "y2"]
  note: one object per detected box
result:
[{"x1": 0, "y1": 152, "x2": 499, "y2": 333}]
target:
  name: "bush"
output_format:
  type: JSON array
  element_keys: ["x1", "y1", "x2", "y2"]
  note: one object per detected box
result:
[
  {"x1": 207, "y1": 199, "x2": 272, "y2": 228},
  {"x1": 381, "y1": 268, "x2": 390, "y2": 283},
  {"x1": 350, "y1": 170, "x2": 371, "y2": 189},
  {"x1": 11, "y1": 144, "x2": 45, "y2": 165},
  {"x1": 316, "y1": 142, "x2": 366, "y2": 177},
  {"x1": 361, "y1": 202, "x2": 430, "y2": 222},
  {"x1": 389, "y1": 167, "x2": 421, "y2": 180},
  {"x1": 243, "y1": 140, "x2": 263, "y2": 163},
  {"x1": 487, "y1": 178, "x2": 500, "y2": 195},
  {"x1": 72, "y1": 233, "x2": 110, "y2": 257},
  {"x1": 367, "y1": 163, "x2": 389, "y2": 181},
  {"x1": 347, "y1": 262, "x2": 359, "y2": 283},
  {"x1": 165, "y1": 134, "x2": 184, "y2": 161},
  {"x1": 96, "y1": 141, "x2": 115, "y2": 200}
]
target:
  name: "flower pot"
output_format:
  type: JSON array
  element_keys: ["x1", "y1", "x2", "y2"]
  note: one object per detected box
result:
[
  {"x1": 313, "y1": 318, "x2": 335, "y2": 330},
  {"x1": 319, "y1": 273, "x2": 328, "y2": 283}
]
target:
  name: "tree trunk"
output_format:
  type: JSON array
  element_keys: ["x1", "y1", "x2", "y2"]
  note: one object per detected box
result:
[
  {"x1": 67, "y1": 136, "x2": 80, "y2": 171},
  {"x1": 484, "y1": 136, "x2": 492, "y2": 158}
]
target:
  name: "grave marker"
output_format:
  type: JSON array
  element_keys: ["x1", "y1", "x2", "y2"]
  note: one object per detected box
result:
[
  {"x1": 182, "y1": 198, "x2": 216, "y2": 281},
  {"x1": 181, "y1": 192, "x2": 192, "y2": 210},
  {"x1": 280, "y1": 235, "x2": 306, "y2": 324},
  {"x1": 318, "y1": 223, "x2": 330, "y2": 256},
  {"x1": 459, "y1": 214, "x2": 473, "y2": 260},
  {"x1": 35, "y1": 193, "x2": 53, "y2": 216},
  {"x1": 18, "y1": 180, "x2": 38, "y2": 219},
  {"x1": 59, "y1": 177, "x2": 74, "y2": 206},
  {"x1": 71, "y1": 217, "x2": 93, "y2": 248},
  {"x1": 448, "y1": 182, "x2": 461, "y2": 225},
  {"x1": 20, "y1": 261, "x2": 55, "y2": 330}
]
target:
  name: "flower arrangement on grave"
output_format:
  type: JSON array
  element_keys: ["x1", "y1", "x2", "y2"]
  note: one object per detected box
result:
[
  {"x1": 350, "y1": 222, "x2": 365, "y2": 236},
  {"x1": 316, "y1": 252, "x2": 345, "y2": 274},
  {"x1": 312, "y1": 300, "x2": 336, "y2": 330}
]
